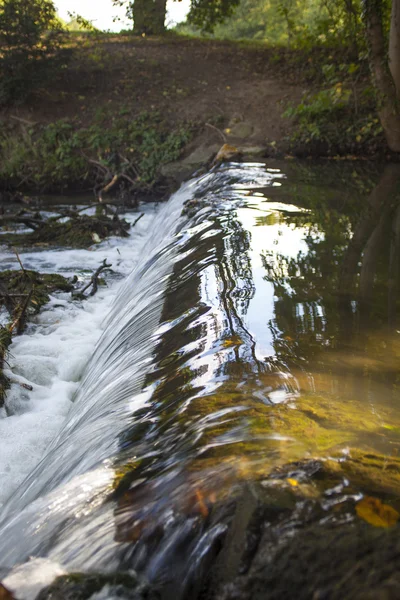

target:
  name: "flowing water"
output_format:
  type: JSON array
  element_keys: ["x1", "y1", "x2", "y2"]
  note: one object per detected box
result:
[{"x1": 1, "y1": 160, "x2": 400, "y2": 599}]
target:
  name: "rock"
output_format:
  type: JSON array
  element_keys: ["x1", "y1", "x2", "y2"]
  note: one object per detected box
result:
[
  {"x1": 214, "y1": 144, "x2": 241, "y2": 163},
  {"x1": 35, "y1": 571, "x2": 160, "y2": 600},
  {"x1": 3, "y1": 558, "x2": 67, "y2": 600},
  {"x1": 160, "y1": 144, "x2": 220, "y2": 182},
  {"x1": 227, "y1": 122, "x2": 254, "y2": 140},
  {"x1": 238, "y1": 146, "x2": 267, "y2": 159}
]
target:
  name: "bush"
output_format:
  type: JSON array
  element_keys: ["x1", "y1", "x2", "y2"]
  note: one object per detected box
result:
[
  {"x1": 0, "y1": 0, "x2": 63, "y2": 105},
  {"x1": 283, "y1": 60, "x2": 385, "y2": 156},
  {"x1": 0, "y1": 110, "x2": 192, "y2": 191}
]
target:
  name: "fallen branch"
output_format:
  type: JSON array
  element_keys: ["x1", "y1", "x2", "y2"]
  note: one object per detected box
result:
[
  {"x1": 9, "y1": 287, "x2": 33, "y2": 335},
  {"x1": 0, "y1": 215, "x2": 43, "y2": 229},
  {"x1": 72, "y1": 259, "x2": 112, "y2": 299},
  {"x1": 205, "y1": 122, "x2": 227, "y2": 143},
  {"x1": 98, "y1": 172, "x2": 138, "y2": 202},
  {"x1": 10, "y1": 115, "x2": 37, "y2": 126},
  {"x1": 12, "y1": 246, "x2": 26, "y2": 275}
]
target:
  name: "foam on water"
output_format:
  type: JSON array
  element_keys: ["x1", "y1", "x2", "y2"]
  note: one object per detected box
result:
[{"x1": 0, "y1": 205, "x2": 159, "y2": 508}]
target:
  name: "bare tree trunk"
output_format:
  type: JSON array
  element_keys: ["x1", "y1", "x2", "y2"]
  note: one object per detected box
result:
[
  {"x1": 389, "y1": 0, "x2": 400, "y2": 97},
  {"x1": 133, "y1": 0, "x2": 167, "y2": 35},
  {"x1": 364, "y1": 0, "x2": 400, "y2": 152}
]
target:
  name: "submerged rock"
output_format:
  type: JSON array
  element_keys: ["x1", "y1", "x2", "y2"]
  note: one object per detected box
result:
[
  {"x1": 35, "y1": 571, "x2": 160, "y2": 600},
  {"x1": 201, "y1": 456, "x2": 400, "y2": 600}
]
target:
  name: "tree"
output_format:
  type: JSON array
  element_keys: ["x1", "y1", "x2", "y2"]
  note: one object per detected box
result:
[
  {"x1": 0, "y1": 0, "x2": 60, "y2": 104},
  {"x1": 132, "y1": 0, "x2": 167, "y2": 35},
  {"x1": 363, "y1": 0, "x2": 400, "y2": 152},
  {"x1": 113, "y1": 0, "x2": 240, "y2": 35}
]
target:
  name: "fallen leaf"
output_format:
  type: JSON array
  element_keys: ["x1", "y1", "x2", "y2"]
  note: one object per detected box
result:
[
  {"x1": 195, "y1": 489, "x2": 209, "y2": 518},
  {"x1": 356, "y1": 496, "x2": 399, "y2": 528},
  {"x1": 287, "y1": 478, "x2": 299, "y2": 487},
  {"x1": 222, "y1": 335, "x2": 243, "y2": 348}
]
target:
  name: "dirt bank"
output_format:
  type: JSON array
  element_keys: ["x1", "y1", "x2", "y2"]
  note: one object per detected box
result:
[{"x1": 2, "y1": 34, "x2": 302, "y2": 147}]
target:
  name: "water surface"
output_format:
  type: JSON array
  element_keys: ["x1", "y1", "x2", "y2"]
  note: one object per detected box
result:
[{"x1": 1, "y1": 160, "x2": 400, "y2": 598}]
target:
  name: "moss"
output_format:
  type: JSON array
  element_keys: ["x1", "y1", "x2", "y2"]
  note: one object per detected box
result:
[
  {"x1": 2, "y1": 214, "x2": 130, "y2": 248},
  {"x1": 325, "y1": 450, "x2": 400, "y2": 499},
  {"x1": 0, "y1": 269, "x2": 73, "y2": 318},
  {"x1": 36, "y1": 571, "x2": 160, "y2": 600}
]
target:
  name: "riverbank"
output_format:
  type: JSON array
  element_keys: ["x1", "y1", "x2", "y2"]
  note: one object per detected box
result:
[{"x1": 0, "y1": 33, "x2": 390, "y2": 201}]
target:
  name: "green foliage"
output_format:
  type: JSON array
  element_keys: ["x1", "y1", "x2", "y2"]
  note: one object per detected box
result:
[
  {"x1": 65, "y1": 12, "x2": 99, "y2": 32},
  {"x1": 187, "y1": 0, "x2": 240, "y2": 33},
  {"x1": 114, "y1": 0, "x2": 240, "y2": 34},
  {"x1": 284, "y1": 60, "x2": 384, "y2": 155},
  {"x1": 178, "y1": 0, "x2": 371, "y2": 53},
  {"x1": 0, "y1": 111, "x2": 192, "y2": 191},
  {"x1": 0, "y1": 0, "x2": 64, "y2": 105}
]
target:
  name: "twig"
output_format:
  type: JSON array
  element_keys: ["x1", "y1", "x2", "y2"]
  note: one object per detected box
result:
[
  {"x1": 98, "y1": 173, "x2": 138, "y2": 202},
  {"x1": 72, "y1": 259, "x2": 112, "y2": 299},
  {"x1": 132, "y1": 213, "x2": 145, "y2": 227},
  {"x1": 9, "y1": 377, "x2": 33, "y2": 391},
  {"x1": 10, "y1": 115, "x2": 37, "y2": 126},
  {"x1": 205, "y1": 122, "x2": 227, "y2": 143},
  {"x1": 12, "y1": 246, "x2": 26, "y2": 275},
  {"x1": 120, "y1": 155, "x2": 140, "y2": 178}
]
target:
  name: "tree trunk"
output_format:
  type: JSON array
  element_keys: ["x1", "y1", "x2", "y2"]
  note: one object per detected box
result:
[
  {"x1": 364, "y1": 0, "x2": 400, "y2": 152},
  {"x1": 389, "y1": 0, "x2": 400, "y2": 97},
  {"x1": 133, "y1": 0, "x2": 167, "y2": 35}
]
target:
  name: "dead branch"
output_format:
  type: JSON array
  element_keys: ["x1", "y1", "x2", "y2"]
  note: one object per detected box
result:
[
  {"x1": 10, "y1": 115, "x2": 37, "y2": 126},
  {"x1": 99, "y1": 174, "x2": 121, "y2": 202},
  {"x1": 205, "y1": 122, "x2": 227, "y2": 143},
  {"x1": 12, "y1": 246, "x2": 26, "y2": 275},
  {"x1": 0, "y1": 215, "x2": 43, "y2": 229},
  {"x1": 132, "y1": 213, "x2": 145, "y2": 227},
  {"x1": 72, "y1": 259, "x2": 112, "y2": 299},
  {"x1": 9, "y1": 287, "x2": 33, "y2": 335}
]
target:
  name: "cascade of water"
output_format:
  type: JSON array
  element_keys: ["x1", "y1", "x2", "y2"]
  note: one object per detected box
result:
[
  {"x1": 3, "y1": 160, "x2": 395, "y2": 600},
  {"x1": 0, "y1": 164, "x2": 279, "y2": 591}
]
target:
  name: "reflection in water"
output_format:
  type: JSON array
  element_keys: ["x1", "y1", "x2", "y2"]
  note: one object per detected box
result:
[
  {"x1": 112, "y1": 162, "x2": 400, "y2": 585},
  {"x1": 1, "y1": 161, "x2": 400, "y2": 598}
]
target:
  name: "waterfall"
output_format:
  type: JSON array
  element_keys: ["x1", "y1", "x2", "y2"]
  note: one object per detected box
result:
[{"x1": 0, "y1": 162, "x2": 297, "y2": 598}]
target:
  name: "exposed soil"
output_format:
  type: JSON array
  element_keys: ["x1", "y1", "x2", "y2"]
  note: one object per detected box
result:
[{"x1": 1, "y1": 34, "x2": 303, "y2": 148}]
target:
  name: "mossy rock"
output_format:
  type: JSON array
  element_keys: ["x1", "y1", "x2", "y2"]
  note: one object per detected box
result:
[
  {"x1": 0, "y1": 269, "x2": 73, "y2": 318},
  {"x1": 35, "y1": 571, "x2": 160, "y2": 600},
  {"x1": 4, "y1": 214, "x2": 130, "y2": 248}
]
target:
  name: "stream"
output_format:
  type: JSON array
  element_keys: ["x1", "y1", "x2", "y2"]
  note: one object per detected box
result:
[{"x1": 1, "y1": 159, "x2": 400, "y2": 599}]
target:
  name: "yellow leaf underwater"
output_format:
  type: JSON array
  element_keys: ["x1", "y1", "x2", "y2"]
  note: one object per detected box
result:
[
  {"x1": 356, "y1": 496, "x2": 399, "y2": 528},
  {"x1": 221, "y1": 335, "x2": 244, "y2": 348},
  {"x1": 287, "y1": 478, "x2": 299, "y2": 487}
]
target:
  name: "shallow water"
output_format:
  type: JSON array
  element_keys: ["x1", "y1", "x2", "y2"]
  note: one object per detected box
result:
[{"x1": 1, "y1": 160, "x2": 400, "y2": 598}]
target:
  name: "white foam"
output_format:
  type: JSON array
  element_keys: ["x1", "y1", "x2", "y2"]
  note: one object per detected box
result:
[{"x1": 0, "y1": 206, "x2": 159, "y2": 509}]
